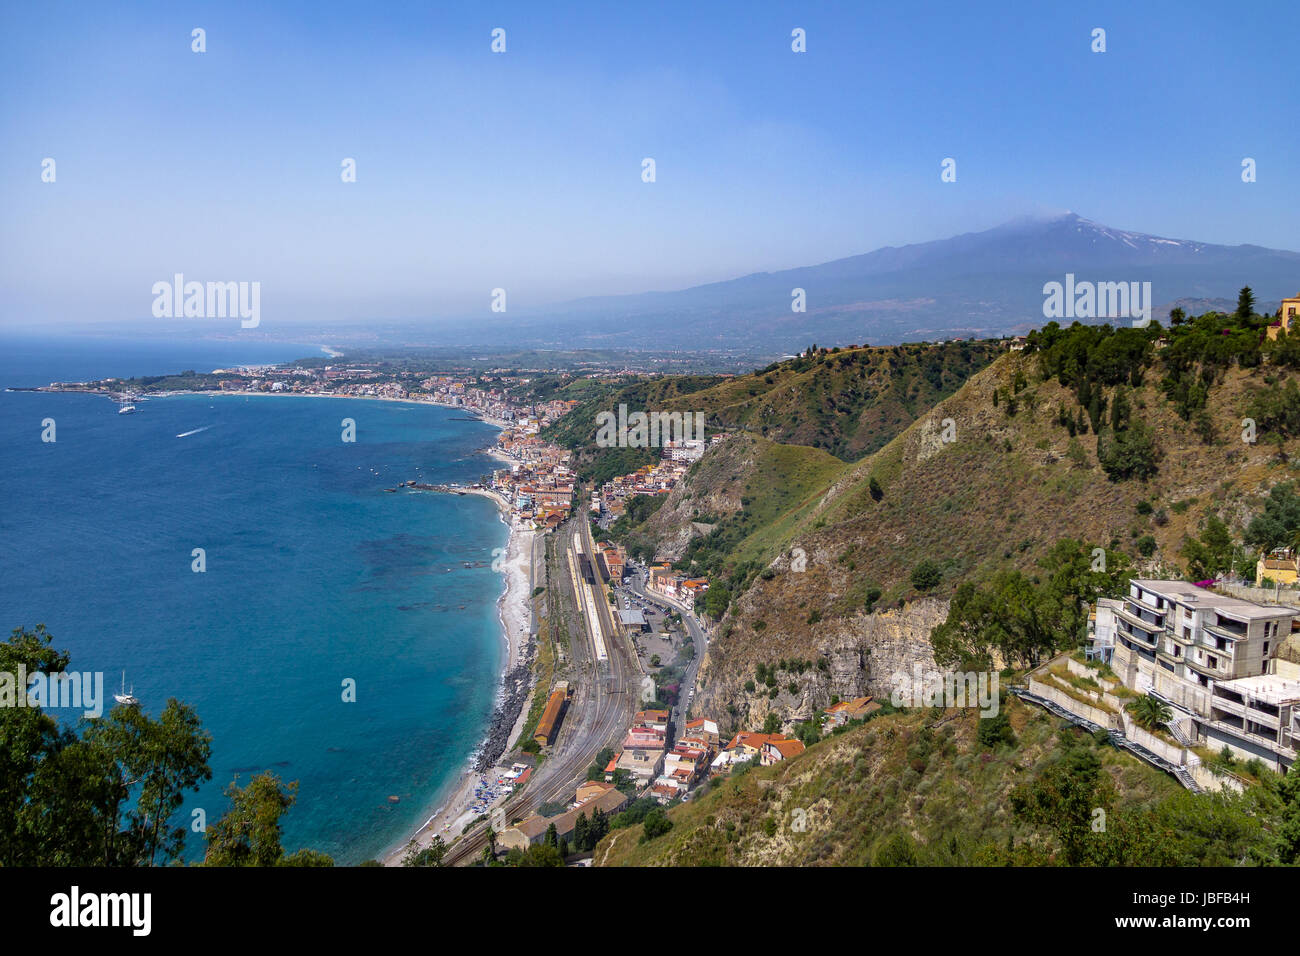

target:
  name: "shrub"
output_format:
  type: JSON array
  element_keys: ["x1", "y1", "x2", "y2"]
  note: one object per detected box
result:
[
  {"x1": 911, "y1": 559, "x2": 943, "y2": 592},
  {"x1": 640, "y1": 809, "x2": 673, "y2": 842}
]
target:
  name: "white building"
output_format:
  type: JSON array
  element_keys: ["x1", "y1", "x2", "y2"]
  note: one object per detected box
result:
[{"x1": 1111, "y1": 579, "x2": 1300, "y2": 771}]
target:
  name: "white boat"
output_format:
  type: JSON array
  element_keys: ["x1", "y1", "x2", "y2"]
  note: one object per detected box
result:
[
  {"x1": 114, "y1": 671, "x2": 139, "y2": 707},
  {"x1": 118, "y1": 404, "x2": 136, "y2": 415}
]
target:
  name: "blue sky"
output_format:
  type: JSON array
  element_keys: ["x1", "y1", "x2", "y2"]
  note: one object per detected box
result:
[{"x1": 1, "y1": 0, "x2": 1296, "y2": 330}]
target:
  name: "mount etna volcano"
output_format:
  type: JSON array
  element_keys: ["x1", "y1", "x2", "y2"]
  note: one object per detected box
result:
[{"x1": 493, "y1": 213, "x2": 1300, "y2": 353}]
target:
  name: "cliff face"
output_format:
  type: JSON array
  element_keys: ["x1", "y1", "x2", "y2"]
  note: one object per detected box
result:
[{"x1": 695, "y1": 593, "x2": 948, "y2": 736}]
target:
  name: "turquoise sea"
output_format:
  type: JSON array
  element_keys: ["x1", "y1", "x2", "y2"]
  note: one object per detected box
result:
[{"x1": 0, "y1": 335, "x2": 508, "y2": 863}]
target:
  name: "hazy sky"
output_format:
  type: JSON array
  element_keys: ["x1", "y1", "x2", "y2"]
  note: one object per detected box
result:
[{"x1": 2, "y1": 0, "x2": 1296, "y2": 330}]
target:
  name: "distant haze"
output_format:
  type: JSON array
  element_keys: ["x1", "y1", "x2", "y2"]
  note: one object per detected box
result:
[{"x1": 2, "y1": 1, "x2": 1296, "y2": 340}]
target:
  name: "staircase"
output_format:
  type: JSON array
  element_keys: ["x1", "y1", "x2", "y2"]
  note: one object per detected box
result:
[{"x1": 1012, "y1": 687, "x2": 1204, "y2": 794}]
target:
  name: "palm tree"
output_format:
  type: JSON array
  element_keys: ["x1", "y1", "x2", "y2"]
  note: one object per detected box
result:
[{"x1": 1127, "y1": 694, "x2": 1172, "y2": 731}]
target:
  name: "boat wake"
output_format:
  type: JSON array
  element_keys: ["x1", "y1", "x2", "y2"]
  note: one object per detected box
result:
[{"x1": 176, "y1": 426, "x2": 213, "y2": 438}]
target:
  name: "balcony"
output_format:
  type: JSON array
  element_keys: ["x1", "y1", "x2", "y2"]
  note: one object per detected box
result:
[
  {"x1": 1204, "y1": 620, "x2": 1246, "y2": 642},
  {"x1": 1127, "y1": 594, "x2": 1168, "y2": 617},
  {"x1": 1205, "y1": 716, "x2": 1291, "y2": 756},
  {"x1": 1210, "y1": 695, "x2": 1245, "y2": 717},
  {"x1": 1116, "y1": 606, "x2": 1162, "y2": 638},
  {"x1": 1186, "y1": 656, "x2": 1230, "y2": 679}
]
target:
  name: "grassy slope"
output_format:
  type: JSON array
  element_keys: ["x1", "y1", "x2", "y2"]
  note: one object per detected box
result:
[
  {"x1": 639, "y1": 435, "x2": 849, "y2": 573},
  {"x1": 595, "y1": 698, "x2": 1180, "y2": 866},
  {"x1": 542, "y1": 341, "x2": 1000, "y2": 480},
  {"x1": 780, "y1": 353, "x2": 1299, "y2": 602},
  {"x1": 666, "y1": 341, "x2": 1002, "y2": 460}
]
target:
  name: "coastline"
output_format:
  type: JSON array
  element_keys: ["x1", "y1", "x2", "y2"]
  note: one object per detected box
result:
[
  {"x1": 379, "y1": 480, "x2": 538, "y2": 866},
  {"x1": 32, "y1": 383, "x2": 536, "y2": 864},
  {"x1": 26, "y1": 384, "x2": 519, "y2": 432}
]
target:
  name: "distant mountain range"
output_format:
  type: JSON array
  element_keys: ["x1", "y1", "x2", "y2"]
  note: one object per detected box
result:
[{"x1": 480, "y1": 213, "x2": 1299, "y2": 353}]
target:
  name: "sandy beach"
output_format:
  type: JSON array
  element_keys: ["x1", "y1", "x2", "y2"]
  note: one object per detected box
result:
[{"x1": 381, "y1": 485, "x2": 537, "y2": 865}]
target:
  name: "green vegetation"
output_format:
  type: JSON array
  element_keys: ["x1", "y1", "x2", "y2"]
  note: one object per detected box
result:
[
  {"x1": 204, "y1": 773, "x2": 334, "y2": 867},
  {"x1": 909, "y1": 559, "x2": 943, "y2": 592},
  {"x1": 1127, "y1": 694, "x2": 1173, "y2": 733},
  {"x1": 1245, "y1": 482, "x2": 1300, "y2": 552},
  {"x1": 595, "y1": 698, "x2": 1300, "y2": 867},
  {"x1": 930, "y1": 539, "x2": 1131, "y2": 668},
  {"x1": 502, "y1": 844, "x2": 564, "y2": 867},
  {"x1": 572, "y1": 808, "x2": 611, "y2": 851},
  {"x1": 0, "y1": 625, "x2": 328, "y2": 867},
  {"x1": 401, "y1": 836, "x2": 447, "y2": 867},
  {"x1": 543, "y1": 341, "x2": 999, "y2": 483},
  {"x1": 640, "y1": 808, "x2": 674, "y2": 842},
  {"x1": 640, "y1": 437, "x2": 846, "y2": 601}
]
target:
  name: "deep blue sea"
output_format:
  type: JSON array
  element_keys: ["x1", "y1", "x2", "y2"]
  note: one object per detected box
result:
[{"x1": 0, "y1": 335, "x2": 508, "y2": 864}]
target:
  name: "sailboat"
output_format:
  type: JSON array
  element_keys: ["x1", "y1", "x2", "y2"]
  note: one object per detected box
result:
[{"x1": 114, "y1": 671, "x2": 139, "y2": 707}]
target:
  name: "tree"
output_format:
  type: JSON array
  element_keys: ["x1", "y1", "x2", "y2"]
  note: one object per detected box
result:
[
  {"x1": 873, "y1": 832, "x2": 921, "y2": 866},
  {"x1": 868, "y1": 475, "x2": 884, "y2": 501},
  {"x1": 1038, "y1": 538, "x2": 1131, "y2": 641},
  {"x1": 1127, "y1": 694, "x2": 1172, "y2": 732},
  {"x1": 588, "y1": 807, "x2": 610, "y2": 847},
  {"x1": 203, "y1": 772, "x2": 331, "y2": 866},
  {"x1": 1097, "y1": 420, "x2": 1159, "y2": 481},
  {"x1": 1236, "y1": 286, "x2": 1256, "y2": 323},
  {"x1": 1270, "y1": 761, "x2": 1300, "y2": 864},
  {"x1": 506, "y1": 843, "x2": 563, "y2": 866},
  {"x1": 1010, "y1": 745, "x2": 1114, "y2": 866},
  {"x1": 1181, "y1": 515, "x2": 1235, "y2": 580},
  {"x1": 402, "y1": 836, "x2": 446, "y2": 867},
  {"x1": 929, "y1": 582, "x2": 1000, "y2": 670},
  {"x1": 543, "y1": 822, "x2": 559, "y2": 849},
  {"x1": 910, "y1": 559, "x2": 943, "y2": 592},
  {"x1": 762, "y1": 712, "x2": 782, "y2": 735},
  {"x1": 1247, "y1": 380, "x2": 1300, "y2": 440},
  {"x1": 0, "y1": 626, "x2": 214, "y2": 868},
  {"x1": 88, "y1": 698, "x2": 214, "y2": 866},
  {"x1": 930, "y1": 570, "x2": 1071, "y2": 670},
  {"x1": 1, "y1": 625, "x2": 73, "y2": 866},
  {"x1": 1244, "y1": 482, "x2": 1300, "y2": 553},
  {"x1": 976, "y1": 707, "x2": 1015, "y2": 749},
  {"x1": 640, "y1": 808, "x2": 673, "y2": 842},
  {"x1": 281, "y1": 848, "x2": 335, "y2": 866},
  {"x1": 586, "y1": 747, "x2": 614, "y2": 782},
  {"x1": 702, "y1": 585, "x2": 730, "y2": 619}
]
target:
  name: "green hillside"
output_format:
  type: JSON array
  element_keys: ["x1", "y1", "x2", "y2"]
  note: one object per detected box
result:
[
  {"x1": 541, "y1": 340, "x2": 1002, "y2": 482},
  {"x1": 596, "y1": 697, "x2": 1293, "y2": 866},
  {"x1": 614, "y1": 307, "x2": 1300, "y2": 727}
]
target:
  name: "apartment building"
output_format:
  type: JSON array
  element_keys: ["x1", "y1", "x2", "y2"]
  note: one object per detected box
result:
[{"x1": 1111, "y1": 579, "x2": 1300, "y2": 770}]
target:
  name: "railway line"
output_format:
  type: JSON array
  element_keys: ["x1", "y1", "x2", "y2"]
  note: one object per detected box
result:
[{"x1": 444, "y1": 497, "x2": 636, "y2": 866}]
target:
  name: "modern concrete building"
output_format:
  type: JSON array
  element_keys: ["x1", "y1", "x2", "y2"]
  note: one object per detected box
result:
[
  {"x1": 1086, "y1": 597, "x2": 1122, "y2": 663},
  {"x1": 1111, "y1": 579, "x2": 1300, "y2": 770}
]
